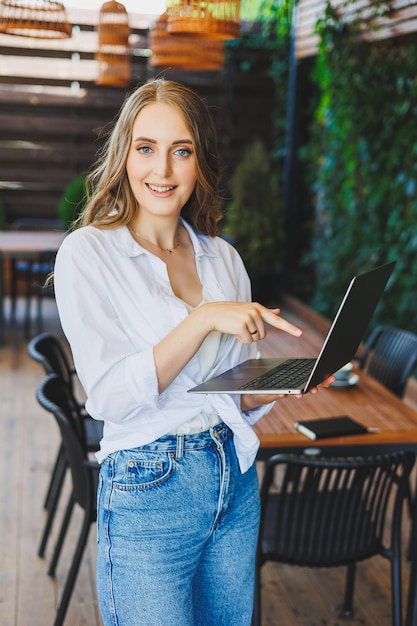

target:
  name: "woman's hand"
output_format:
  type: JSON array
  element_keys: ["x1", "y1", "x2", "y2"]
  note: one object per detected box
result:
[
  {"x1": 307, "y1": 375, "x2": 336, "y2": 394},
  {"x1": 240, "y1": 375, "x2": 336, "y2": 412},
  {"x1": 154, "y1": 301, "x2": 301, "y2": 395},
  {"x1": 198, "y1": 302, "x2": 302, "y2": 344}
]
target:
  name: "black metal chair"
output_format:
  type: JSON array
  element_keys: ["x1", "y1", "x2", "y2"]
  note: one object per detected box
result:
[
  {"x1": 356, "y1": 325, "x2": 417, "y2": 399},
  {"x1": 356, "y1": 325, "x2": 417, "y2": 522},
  {"x1": 36, "y1": 373, "x2": 99, "y2": 626},
  {"x1": 27, "y1": 332, "x2": 102, "y2": 561},
  {"x1": 253, "y1": 451, "x2": 415, "y2": 626}
]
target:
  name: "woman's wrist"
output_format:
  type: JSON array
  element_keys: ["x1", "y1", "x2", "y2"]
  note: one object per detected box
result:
[
  {"x1": 190, "y1": 302, "x2": 216, "y2": 336},
  {"x1": 241, "y1": 394, "x2": 257, "y2": 412},
  {"x1": 241, "y1": 394, "x2": 277, "y2": 412}
]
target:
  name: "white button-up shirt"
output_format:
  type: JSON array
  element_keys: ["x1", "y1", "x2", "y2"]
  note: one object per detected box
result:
[{"x1": 54, "y1": 219, "x2": 274, "y2": 472}]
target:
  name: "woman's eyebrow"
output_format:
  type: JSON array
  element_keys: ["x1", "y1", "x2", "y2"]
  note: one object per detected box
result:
[
  {"x1": 173, "y1": 139, "x2": 193, "y2": 145},
  {"x1": 133, "y1": 135, "x2": 155, "y2": 143},
  {"x1": 132, "y1": 136, "x2": 193, "y2": 145}
]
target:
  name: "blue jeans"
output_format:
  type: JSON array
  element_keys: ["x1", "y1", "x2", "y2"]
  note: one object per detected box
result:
[{"x1": 96, "y1": 422, "x2": 260, "y2": 626}]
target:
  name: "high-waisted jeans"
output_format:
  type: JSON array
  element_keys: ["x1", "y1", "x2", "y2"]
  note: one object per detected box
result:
[{"x1": 96, "y1": 422, "x2": 260, "y2": 626}]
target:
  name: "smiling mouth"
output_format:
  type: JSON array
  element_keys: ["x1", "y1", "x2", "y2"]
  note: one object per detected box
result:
[{"x1": 147, "y1": 184, "x2": 176, "y2": 193}]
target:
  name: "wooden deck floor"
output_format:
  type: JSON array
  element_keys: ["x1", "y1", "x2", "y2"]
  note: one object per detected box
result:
[{"x1": 0, "y1": 298, "x2": 413, "y2": 626}]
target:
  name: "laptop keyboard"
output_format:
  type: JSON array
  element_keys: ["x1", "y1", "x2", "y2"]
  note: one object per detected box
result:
[{"x1": 238, "y1": 358, "x2": 316, "y2": 391}]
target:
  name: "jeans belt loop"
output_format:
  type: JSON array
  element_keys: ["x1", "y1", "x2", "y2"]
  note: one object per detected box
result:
[{"x1": 175, "y1": 434, "x2": 185, "y2": 461}]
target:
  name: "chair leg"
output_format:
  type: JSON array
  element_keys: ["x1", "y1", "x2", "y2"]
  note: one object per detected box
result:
[
  {"x1": 48, "y1": 493, "x2": 75, "y2": 578},
  {"x1": 391, "y1": 511, "x2": 404, "y2": 626},
  {"x1": 44, "y1": 444, "x2": 66, "y2": 511},
  {"x1": 53, "y1": 510, "x2": 92, "y2": 626},
  {"x1": 405, "y1": 479, "x2": 414, "y2": 520},
  {"x1": 36, "y1": 288, "x2": 43, "y2": 335},
  {"x1": 405, "y1": 558, "x2": 417, "y2": 626},
  {"x1": 9, "y1": 259, "x2": 18, "y2": 324},
  {"x1": 38, "y1": 458, "x2": 66, "y2": 558},
  {"x1": 35, "y1": 269, "x2": 47, "y2": 335},
  {"x1": 341, "y1": 563, "x2": 356, "y2": 617},
  {"x1": 38, "y1": 456, "x2": 68, "y2": 559},
  {"x1": 408, "y1": 495, "x2": 417, "y2": 564},
  {"x1": 23, "y1": 266, "x2": 32, "y2": 339},
  {"x1": 390, "y1": 555, "x2": 403, "y2": 626}
]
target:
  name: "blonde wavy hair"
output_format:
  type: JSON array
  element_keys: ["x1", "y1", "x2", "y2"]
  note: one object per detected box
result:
[{"x1": 76, "y1": 79, "x2": 223, "y2": 237}]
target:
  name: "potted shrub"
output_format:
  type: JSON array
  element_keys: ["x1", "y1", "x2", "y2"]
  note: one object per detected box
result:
[
  {"x1": 57, "y1": 174, "x2": 90, "y2": 228},
  {"x1": 222, "y1": 138, "x2": 285, "y2": 303}
]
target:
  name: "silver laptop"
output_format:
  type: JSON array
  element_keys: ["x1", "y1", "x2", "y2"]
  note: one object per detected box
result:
[{"x1": 188, "y1": 261, "x2": 395, "y2": 395}]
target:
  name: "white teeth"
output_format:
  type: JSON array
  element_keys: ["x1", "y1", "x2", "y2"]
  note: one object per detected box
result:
[{"x1": 148, "y1": 184, "x2": 174, "y2": 193}]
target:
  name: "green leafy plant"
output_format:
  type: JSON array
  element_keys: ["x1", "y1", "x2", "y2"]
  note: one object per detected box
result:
[
  {"x1": 226, "y1": 0, "x2": 294, "y2": 163},
  {"x1": 304, "y1": 1, "x2": 417, "y2": 332},
  {"x1": 57, "y1": 174, "x2": 90, "y2": 228},
  {"x1": 222, "y1": 138, "x2": 284, "y2": 278}
]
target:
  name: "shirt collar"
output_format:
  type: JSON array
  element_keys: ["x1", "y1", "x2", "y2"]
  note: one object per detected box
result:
[{"x1": 181, "y1": 219, "x2": 219, "y2": 258}]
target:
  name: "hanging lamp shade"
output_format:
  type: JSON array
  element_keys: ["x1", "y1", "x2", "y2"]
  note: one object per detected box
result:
[
  {"x1": 166, "y1": 0, "x2": 240, "y2": 40},
  {"x1": 97, "y1": 0, "x2": 131, "y2": 46},
  {"x1": 95, "y1": 0, "x2": 131, "y2": 87},
  {"x1": 149, "y1": 12, "x2": 224, "y2": 71},
  {"x1": 0, "y1": 0, "x2": 72, "y2": 39},
  {"x1": 96, "y1": 49, "x2": 131, "y2": 86}
]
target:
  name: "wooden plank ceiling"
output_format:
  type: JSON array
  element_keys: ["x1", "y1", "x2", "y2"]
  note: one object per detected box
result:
[
  {"x1": 0, "y1": 8, "x2": 278, "y2": 224},
  {"x1": 296, "y1": 0, "x2": 417, "y2": 59}
]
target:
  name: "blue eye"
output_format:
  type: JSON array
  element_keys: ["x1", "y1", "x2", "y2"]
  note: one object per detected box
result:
[
  {"x1": 138, "y1": 146, "x2": 152, "y2": 154},
  {"x1": 175, "y1": 148, "x2": 191, "y2": 158}
]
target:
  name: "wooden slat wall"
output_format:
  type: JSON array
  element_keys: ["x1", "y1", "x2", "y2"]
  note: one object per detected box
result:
[
  {"x1": 296, "y1": 0, "x2": 417, "y2": 58},
  {"x1": 0, "y1": 8, "x2": 151, "y2": 222},
  {"x1": 0, "y1": 86, "x2": 137, "y2": 220},
  {"x1": 0, "y1": 10, "x2": 275, "y2": 224}
]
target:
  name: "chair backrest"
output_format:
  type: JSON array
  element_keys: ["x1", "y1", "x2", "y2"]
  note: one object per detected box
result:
[
  {"x1": 359, "y1": 325, "x2": 417, "y2": 397},
  {"x1": 27, "y1": 332, "x2": 76, "y2": 392},
  {"x1": 36, "y1": 373, "x2": 97, "y2": 511},
  {"x1": 259, "y1": 451, "x2": 415, "y2": 568}
]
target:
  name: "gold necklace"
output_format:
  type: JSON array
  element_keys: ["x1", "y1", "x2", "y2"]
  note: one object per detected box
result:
[{"x1": 131, "y1": 226, "x2": 181, "y2": 254}]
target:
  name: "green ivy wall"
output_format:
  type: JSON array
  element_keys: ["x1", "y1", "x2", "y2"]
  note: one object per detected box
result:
[{"x1": 300, "y1": 3, "x2": 417, "y2": 333}]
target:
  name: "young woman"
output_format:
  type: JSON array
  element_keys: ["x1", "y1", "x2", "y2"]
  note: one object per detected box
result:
[{"x1": 54, "y1": 79, "x2": 332, "y2": 626}]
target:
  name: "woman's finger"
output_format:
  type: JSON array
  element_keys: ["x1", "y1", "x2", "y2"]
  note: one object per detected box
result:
[{"x1": 261, "y1": 307, "x2": 302, "y2": 337}]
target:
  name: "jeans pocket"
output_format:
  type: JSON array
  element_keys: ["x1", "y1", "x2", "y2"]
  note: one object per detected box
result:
[{"x1": 114, "y1": 449, "x2": 175, "y2": 491}]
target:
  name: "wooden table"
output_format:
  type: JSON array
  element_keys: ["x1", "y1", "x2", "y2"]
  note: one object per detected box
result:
[
  {"x1": 254, "y1": 352, "x2": 417, "y2": 458},
  {"x1": 253, "y1": 294, "x2": 417, "y2": 625},
  {"x1": 0, "y1": 230, "x2": 66, "y2": 343}
]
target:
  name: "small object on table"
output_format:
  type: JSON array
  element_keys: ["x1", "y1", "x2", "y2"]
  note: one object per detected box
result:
[
  {"x1": 295, "y1": 415, "x2": 369, "y2": 440},
  {"x1": 331, "y1": 362, "x2": 359, "y2": 388}
]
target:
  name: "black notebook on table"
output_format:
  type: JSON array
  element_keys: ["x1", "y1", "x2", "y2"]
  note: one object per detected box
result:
[{"x1": 295, "y1": 416, "x2": 369, "y2": 440}]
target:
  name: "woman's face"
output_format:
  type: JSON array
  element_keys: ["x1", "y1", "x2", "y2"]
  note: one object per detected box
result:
[{"x1": 126, "y1": 101, "x2": 197, "y2": 220}]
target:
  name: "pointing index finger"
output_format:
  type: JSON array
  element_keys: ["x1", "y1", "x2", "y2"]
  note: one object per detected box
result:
[{"x1": 263, "y1": 308, "x2": 302, "y2": 337}]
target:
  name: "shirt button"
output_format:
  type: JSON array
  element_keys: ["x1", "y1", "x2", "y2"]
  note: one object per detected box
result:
[{"x1": 128, "y1": 461, "x2": 134, "y2": 468}]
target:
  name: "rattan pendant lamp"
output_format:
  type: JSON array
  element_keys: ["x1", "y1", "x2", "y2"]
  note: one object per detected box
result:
[
  {"x1": 149, "y1": 11, "x2": 225, "y2": 71},
  {"x1": 95, "y1": 0, "x2": 131, "y2": 87},
  {"x1": 0, "y1": 0, "x2": 72, "y2": 39},
  {"x1": 166, "y1": 0, "x2": 241, "y2": 40}
]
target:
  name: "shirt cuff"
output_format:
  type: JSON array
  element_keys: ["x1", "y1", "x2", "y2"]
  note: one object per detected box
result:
[
  {"x1": 242, "y1": 400, "x2": 276, "y2": 425},
  {"x1": 125, "y1": 346, "x2": 159, "y2": 405}
]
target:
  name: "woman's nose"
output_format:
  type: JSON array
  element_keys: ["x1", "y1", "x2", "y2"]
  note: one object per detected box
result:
[{"x1": 154, "y1": 154, "x2": 172, "y2": 177}]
